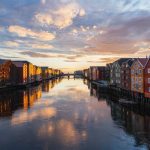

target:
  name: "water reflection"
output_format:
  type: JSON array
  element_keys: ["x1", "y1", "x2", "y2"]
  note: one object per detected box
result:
[
  {"x1": 0, "y1": 78, "x2": 63, "y2": 118},
  {"x1": 85, "y1": 79, "x2": 150, "y2": 149},
  {"x1": 0, "y1": 78, "x2": 150, "y2": 150}
]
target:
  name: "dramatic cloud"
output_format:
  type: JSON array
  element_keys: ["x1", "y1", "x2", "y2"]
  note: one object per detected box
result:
[
  {"x1": 0, "y1": 0, "x2": 150, "y2": 72},
  {"x1": 35, "y1": 1, "x2": 85, "y2": 29}
]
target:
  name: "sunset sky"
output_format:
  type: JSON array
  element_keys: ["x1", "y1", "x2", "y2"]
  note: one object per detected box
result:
[{"x1": 0, "y1": 0, "x2": 150, "y2": 72}]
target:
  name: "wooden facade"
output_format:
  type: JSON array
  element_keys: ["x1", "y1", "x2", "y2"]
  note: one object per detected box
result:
[
  {"x1": 121, "y1": 59, "x2": 135, "y2": 91},
  {"x1": 131, "y1": 58, "x2": 149, "y2": 93},
  {"x1": 12, "y1": 61, "x2": 28, "y2": 85},
  {"x1": 110, "y1": 58, "x2": 130, "y2": 87},
  {"x1": 144, "y1": 58, "x2": 150, "y2": 98},
  {"x1": 0, "y1": 60, "x2": 16, "y2": 86}
]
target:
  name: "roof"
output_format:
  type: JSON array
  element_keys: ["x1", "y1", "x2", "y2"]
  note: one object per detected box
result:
[
  {"x1": 138, "y1": 58, "x2": 149, "y2": 67},
  {"x1": 0, "y1": 59, "x2": 10, "y2": 64},
  {"x1": 123, "y1": 58, "x2": 136, "y2": 67},
  {"x1": 115, "y1": 58, "x2": 131, "y2": 66},
  {"x1": 12, "y1": 61, "x2": 27, "y2": 67},
  {"x1": 41, "y1": 67, "x2": 48, "y2": 70},
  {"x1": 12, "y1": 60, "x2": 30, "y2": 64}
]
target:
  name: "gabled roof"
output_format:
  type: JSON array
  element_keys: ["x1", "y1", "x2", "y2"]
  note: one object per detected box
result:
[
  {"x1": 117, "y1": 58, "x2": 131, "y2": 66},
  {"x1": 122, "y1": 58, "x2": 136, "y2": 67},
  {"x1": 113, "y1": 58, "x2": 131, "y2": 67},
  {"x1": 145, "y1": 58, "x2": 150, "y2": 67},
  {"x1": 137, "y1": 58, "x2": 149, "y2": 68}
]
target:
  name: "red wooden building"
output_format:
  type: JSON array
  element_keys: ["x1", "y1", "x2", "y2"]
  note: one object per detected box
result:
[{"x1": 144, "y1": 58, "x2": 150, "y2": 98}]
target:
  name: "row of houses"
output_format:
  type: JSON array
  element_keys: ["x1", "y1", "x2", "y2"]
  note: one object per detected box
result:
[
  {"x1": 83, "y1": 57, "x2": 150, "y2": 98},
  {"x1": 0, "y1": 59, "x2": 63, "y2": 86}
]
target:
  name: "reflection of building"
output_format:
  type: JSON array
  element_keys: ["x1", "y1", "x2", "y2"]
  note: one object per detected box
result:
[
  {"x1": 110, "y1": 102, "x2": 150, "y2": 148},
  {"x1": 0, "y1": 78, "x2": 62, "y2": 117}
]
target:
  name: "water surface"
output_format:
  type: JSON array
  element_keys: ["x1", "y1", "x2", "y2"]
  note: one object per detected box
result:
[{"x1": 0, "y1": 78, "x2": 149, "y2": 150}]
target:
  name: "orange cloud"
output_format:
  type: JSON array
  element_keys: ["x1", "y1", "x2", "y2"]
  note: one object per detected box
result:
[{"x1": 8, "y1": 25, "x2": 55, "y2": 41}]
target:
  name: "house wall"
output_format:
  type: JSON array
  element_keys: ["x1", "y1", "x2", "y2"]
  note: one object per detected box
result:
[
  {"x1": 144, "y1": 59, "x2": 150, "y2": 98},
  {"x1": 121, "y1": 63, "x2": 132, "y2": 91},
  {"x1": 131, "y1": 61, "x2": 144, "y2": 93}
]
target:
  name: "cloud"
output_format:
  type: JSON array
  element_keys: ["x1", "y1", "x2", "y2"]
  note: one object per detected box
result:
[
  {"x1": 4, "y1": 41, "x2": 19, "y2": 47},
  {"x1": 87, "y1": 57, "x2": 120, "y2": 64},
  {"x1": 0, "y1": 26, "x2": 4, "y2": 32},
  {"x1": 31, "y1": 44, "x2": 54, "y2": 50},
  {"x1": 35, "y1": 1, "x2": 85, "y2": 29},
  {"x1": 20, "y1": 51, "x2": 54, "y2": 58},
  {"x1": 8, "y1": 25, "x2": 55, "y2": 41}
]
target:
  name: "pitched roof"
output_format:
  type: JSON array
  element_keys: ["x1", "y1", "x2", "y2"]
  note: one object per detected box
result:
[
  {"x1": 123, "y1": 58, "x2": 136, "y2": 67},
  {"x1": 137, "y1": 58, "x2": 149, "y2": 67},
  {"x1": 117, "y1": 58, "x2": 131, "y2": 66}
]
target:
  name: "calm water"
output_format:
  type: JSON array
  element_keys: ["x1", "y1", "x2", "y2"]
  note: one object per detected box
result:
[{"x1": 0, "y1": 78, "x2": 150, "y2": 150}]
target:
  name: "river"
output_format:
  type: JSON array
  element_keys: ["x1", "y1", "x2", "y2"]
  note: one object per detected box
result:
[{"x1": 0, "y1": 77, "x2": 149, "y2": 150}]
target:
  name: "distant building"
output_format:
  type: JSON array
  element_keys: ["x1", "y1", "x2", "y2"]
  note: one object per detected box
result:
[
  {"x1": 131, "y1": 58, "x2": 149, "y2": 93},
  {"x1": 121, "y1": 59, "x2": 135, "y2": 91},
  {"x1": 41, "y1": 67, "x2": 49, "y2": 80},
  {"x1": 143, "y1": 58, "x2": 150, "y2": 98},
  {"x1": 35, "y1": 66, "x2": 42, "y2": 81},
  {"x1": 106, "y1": 63, "x2": 112, "y2": 81},
  {"x1": 83, "y1": 69, "x2": 89, "y2": 79},
  {"x1": 74, "y1": 70, "x2": 83, "y2": 76},
  {"x1": 89, "y1": 66, "x2": 106, "y2": 81},
  {"x1": 110, "y1": 58, "x2": 130, "y2": 87}
]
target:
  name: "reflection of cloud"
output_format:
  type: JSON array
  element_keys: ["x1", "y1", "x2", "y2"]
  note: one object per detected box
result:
[
  {"x1": 38, "y1": 119, "x2": 87, "y2": 145},
  {"x1": 11, "y1": 107, "x2": 57, "y2": 125},
  {"x1": 8, "y1": 25, "x2": 55, "y2": 41}
]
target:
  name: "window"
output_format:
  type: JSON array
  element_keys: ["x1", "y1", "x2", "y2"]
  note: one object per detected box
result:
[{"x1": 139, "y1": 69, "x2": 142, "y2": 74}]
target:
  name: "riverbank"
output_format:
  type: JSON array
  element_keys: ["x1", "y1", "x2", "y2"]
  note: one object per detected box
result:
[
  {"x1": 0, "y1": 76, "x2": 63, "y2": 92},
  {"x1": 91, "y1": 80, "x2": 150, "y2": 104}
]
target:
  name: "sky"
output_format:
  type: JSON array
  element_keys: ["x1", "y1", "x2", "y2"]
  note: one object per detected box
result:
[{"x1": 0, "y1": 0, "x2": 150, "y2": 73}]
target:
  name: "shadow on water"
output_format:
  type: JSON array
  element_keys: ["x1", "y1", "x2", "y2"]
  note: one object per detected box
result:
[{"x1": 83, "y1": 79, "x2": 150, "y2": 149}]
